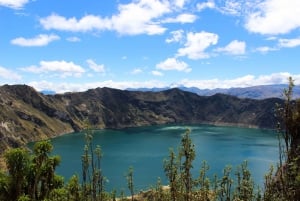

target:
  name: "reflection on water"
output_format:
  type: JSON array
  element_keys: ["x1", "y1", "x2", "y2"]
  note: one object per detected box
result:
[{"x1": 29, "y1": 124, "x2": 278, "y2": 192}]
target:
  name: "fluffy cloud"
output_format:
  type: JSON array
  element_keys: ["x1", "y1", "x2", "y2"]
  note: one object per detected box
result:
[
  {"x1": 255, "y1": 46, "x2": 278, "y2": 54},
  {"x1": 197, "y1": 0, "x2": 215, "y2": 11},
  {"x1": 40, "y1": 0, "x2": 172, "y2": 35},
  {"x1": 156, "y1": 57, "x2": 191, "y2": 72},
  {"x1": 67, "y1": 36, "x2": 81, "y2": 42},
  {"x1": 11, "y1": 34, "x2": 60, "y2": 47},
  {"x1": 178, "y1": 72, "x2": 300, "y2": 89},
  {"x1": 0, "y1": 0, "x2": 29, "y2": 9},
  {"x1": 111, "y1": 0, "x2": 170, "y2": 35},
  {"x1": 131, "y1": 68, "x2": 143, "y2": 75},
  {"x1": 174, "y1": 0, "x2": 187, "y2": 8},
  {"x1": 22, "y1": 60, "x2": 85, "y2": 77},
  {"x1": 39, "y1": 0, "x2": 201, "y2": 36},
  {"x1": 162, "y1": 13, "x2": 197, "y2": 24},
  {"x1": 86, "y1": 59, "x2": 105, "y2": 73},
  {"x1": 177, "y1": 31, "x2": 218, "y2": 59},
  {"x1": 278, "y1": 38, "x2": 300, "y2": 48},
  {"x1": 245, "y1": 0, "x2": 300, "y2": 35},
  {"x1": 197, "y1": 0, "x2": 300, "y2": 34},
  {"x1": 215, "y1": 40, "x2": 246, "y2": 55},
  {"x1": 197, "y1": 0, "x2": 244, "y2": 16},
  {"x1": 151, "y1": 70, "x2": 164, "y2": 76},
  {"x1": 254, "y1": 37, "x2": 300, "y2": 54},
  {"x1": 219, "y1": 0, "x2": 243, "y2": 16},
  {"x1": 166, "y1": 29, "x2": 184, "y2": 43},
  {"x1": 40, "y1": 14, "x2": 112, "y2": 32},
  {"x1": 0, "y1": 66, "x2": 22, "y2": 80}
]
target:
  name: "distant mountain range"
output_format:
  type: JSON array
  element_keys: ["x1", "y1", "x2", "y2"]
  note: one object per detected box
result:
[
  {"x1": 127, "y1": 84, "x2": 300, "y2": 99},
  {"x1": 0, "y1": 84, "x2": 284, "y2": 156}
]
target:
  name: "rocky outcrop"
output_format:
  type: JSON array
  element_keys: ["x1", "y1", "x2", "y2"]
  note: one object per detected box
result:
[{"x1": 0, "y1": 84, "x2": 284, "y2": 155}]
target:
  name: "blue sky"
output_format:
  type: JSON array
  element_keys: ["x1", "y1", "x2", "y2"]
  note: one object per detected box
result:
[{"x1": 0, "y1": 0, "x2": 300, "y2": 93}]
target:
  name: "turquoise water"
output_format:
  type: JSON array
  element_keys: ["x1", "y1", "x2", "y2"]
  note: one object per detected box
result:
[{"x1": 30, "y1": 124, "x2": 278, "y2": 192}]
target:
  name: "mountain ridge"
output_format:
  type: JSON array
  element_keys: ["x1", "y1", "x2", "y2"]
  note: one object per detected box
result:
[
  {"x1": 0, "y1": 84, "x2": 283, "y2": 157},
  {"x1": 127, "y1": 84, "x2": 300, "y2": 99}
]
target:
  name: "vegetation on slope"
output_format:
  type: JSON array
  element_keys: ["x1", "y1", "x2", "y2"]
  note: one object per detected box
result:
[{"x1": 264, "y1": 77, "x2": 300, "y2": 200}]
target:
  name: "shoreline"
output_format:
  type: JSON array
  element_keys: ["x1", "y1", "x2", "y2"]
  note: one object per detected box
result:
[{"x1": 24, "y1": 121, "x2": 276, "y2": 148}]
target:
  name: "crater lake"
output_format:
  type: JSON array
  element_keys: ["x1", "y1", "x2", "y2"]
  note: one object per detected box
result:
[{"x1": 29, "y1": 124, "x2": 279, "y2": 193}]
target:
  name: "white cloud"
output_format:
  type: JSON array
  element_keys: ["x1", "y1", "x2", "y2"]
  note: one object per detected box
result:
[
  {"x1": 86, "y1": 59, "x2": 105, "y2": 73},
  {"x1": 173, "y1": 0, "x2": 187, "y2": 8},
  {"x1": 197, "y1": 0, "x2": 215, "y2": 11},
  {"x1": 215, "y1": 40, "x2": 246, "y2": 55},
  {"x1": 162, "y1": 13, "x2": 197, "y2": 24},
  {"x1": 156, "y1": 57, "x2": 191, "y2": 72},
  {"x1": 29, "y1": 80, "x2": 168, "y2": 94},
  {"x1": 0, "y1": 0, "x2": 29, "y2": 9},
  {"x1": 177, "y1": 31, "x2": 219, "y2": 59},
  {"x1": 40, "y1": 0, "x2": 171, "y2": 35},
  {"x1": 40, "y1": 14, "x2": 112, "y2": 32},
  {"x1": 22, "y1": 60, "x2": 85, "y2": 77},
  {"x1": 67, "y1": 36, "x2": 81, "y2": 42},
  {"x1": 219, "y1": 0, "x2": 242, "y2": 16},
  {"x1": 131, "y1": 68, "x2": 143, "y2": 75},
  {"x1": 254, "y1": 72, "x2": 293, "y2": 85},
  {"x1": 197, "y1": 0, "x2": 244, "y2": 16},
  {"x1": 278, "y1": 38, "x2": 300, "y2": 48},
  {"x1": 266, "y1": 36, "x2": 277, "y2": 41},
  {"x1": 166, "y1": 29, "x2": 184, "y2": 43},
  {"x1": 151, "y1": 70, "x2": 164, "y2": 76},
  {"x1": 255, "y1": 46, "x2": 278, "y2": 54},
  {"x1": 178, "y1": 72, "x2": 300, "y2": 89},
  {"x1": 27, "y1": 72, "x2": 300, "y2": 93},
  {"x1": 255, "y1": 37, "x2": 300, "y2": 54},
  {"x1": 11, "y1": 34, "x2": 60, "y2": 47},
  {"x1": 0, "y1": 66, "x2": 22, "y2": 80},
  {"x1": 245, "y1": 0, "x2": 300, "y2": 35},
  {"x1": 110, "y1": 0, "x2": 170, "y2": 35}
]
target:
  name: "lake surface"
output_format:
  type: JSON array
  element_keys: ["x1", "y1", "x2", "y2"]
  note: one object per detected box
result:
[{"x1": 30, "y1": 124, "x2": 279, "y2": 193}]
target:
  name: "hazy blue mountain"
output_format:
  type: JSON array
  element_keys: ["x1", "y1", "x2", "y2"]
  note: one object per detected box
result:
[{"x1": 128, "y1": 84, "x2": 300, "y2": 99}]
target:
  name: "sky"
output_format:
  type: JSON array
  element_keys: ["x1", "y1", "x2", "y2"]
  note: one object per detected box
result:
[{"x1": 0, "y1": 0, "x2": 300, "y2": 93}]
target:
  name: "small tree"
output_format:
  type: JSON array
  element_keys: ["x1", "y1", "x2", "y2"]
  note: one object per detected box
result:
[
  {"x1": 195, "y1": 160, "x2": 210, "y2": 200},
  {"x1": 218, "y1": 165, "x2": 233, "y2": 201},
  {"x1": 233, "y1": 161, "x2": 255, "y2": 201},
  {"x1": 81, "y1": 122, "x2": 106, "y2": 201},
  {"x1": 2, "y1": 140, "x2": 62, "y2": 201},
  {"x1": 126, "y1": 166, "x2": 134, "y2": 201},
  {"x1": 67, "y1": 175, "x2": 81, "y2": 201},
  {"x1": 4, "y1": 148, "x2": 30, "y2": 201},
  {"x1": 164, "y1": 148, "x2": 179, "y2": 201},
  {"x1": 179, "y1": 128, "x2": 195, "y2": 201},
  {"x1": 30, "y1": 140, "x2": 62, "y2": 200}
]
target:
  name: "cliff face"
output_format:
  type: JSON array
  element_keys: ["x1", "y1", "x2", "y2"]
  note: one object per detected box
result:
[
  {"x1": 0, "y1": 85, "x2": 283, "y2": 154},
  {"x1": 0, "y1": 85, "x2": 74, "y2": 153}
]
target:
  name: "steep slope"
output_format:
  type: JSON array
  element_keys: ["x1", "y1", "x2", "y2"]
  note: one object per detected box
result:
[
  {"x1": 0, "y1": 85, "x2": 75, "y2": 153},
  {"x1": 0, "y1": 85, "x2": 283, "y2": 156}
]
